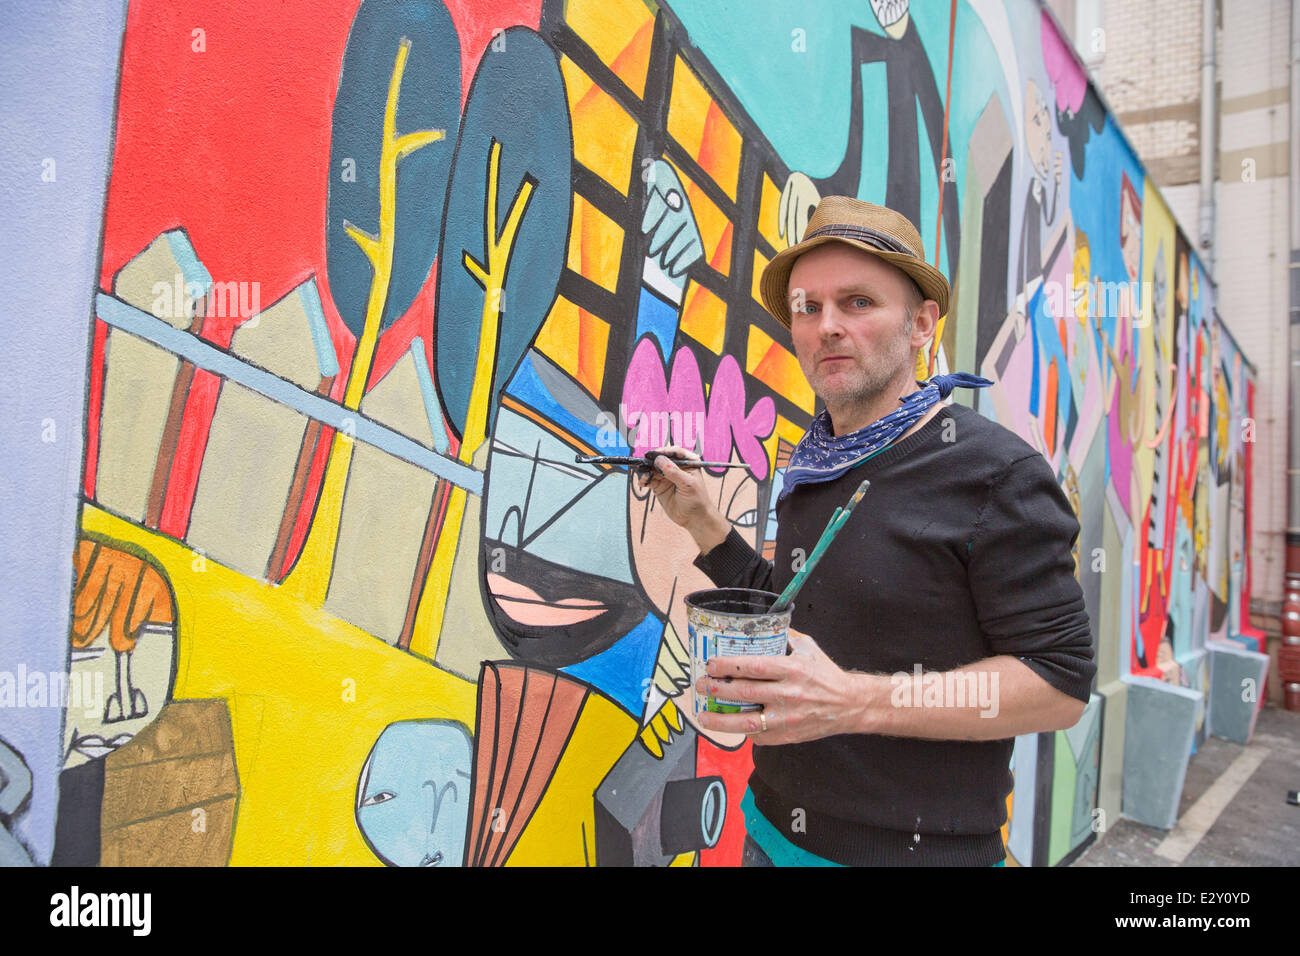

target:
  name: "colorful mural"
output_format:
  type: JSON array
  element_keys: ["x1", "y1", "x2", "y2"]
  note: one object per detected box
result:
[{"x1": 3, "y1": 0, "x2": 1261, "y2": 866}]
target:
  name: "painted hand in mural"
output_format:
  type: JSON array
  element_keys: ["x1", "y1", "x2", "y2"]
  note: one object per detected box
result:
[
  {"x1": 642, "y1": 160, "x2": 703, "y2": 282},
  {"x1": 693, "y1": 629, "x2": 855, "y2": 746},
  {"x1": 778, "y1": 171, "x2": 821, "y2": 247}
]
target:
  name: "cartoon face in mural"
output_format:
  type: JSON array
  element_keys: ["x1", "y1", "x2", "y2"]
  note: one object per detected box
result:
[
  {"x1": 478, "y1": 408, "x2": 654, "y2": 669},
  {"x1": 1025, "y1": 79, "x2": 1054, "y2": 182},
  {"x1": 629, "y1": 447, "x2": 760, "y2": 639},
  {"x1": 356, "y1": 720, "x2": 473, "y2": 867},
  {"x1": 869, "y1": 0, "x2": 910, "y2": 36},
  {"x1": 621, "y1": 338, "x2": 773, "y2": 739}
]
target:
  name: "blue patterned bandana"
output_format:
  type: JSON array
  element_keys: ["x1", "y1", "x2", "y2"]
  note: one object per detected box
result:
[{"x1": 779, "y1": 372, "x2": 993, "y2": 500}]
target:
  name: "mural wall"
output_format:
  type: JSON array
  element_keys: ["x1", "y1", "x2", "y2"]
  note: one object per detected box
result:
[{"x1": 3, "y1": 0, "x2": 1262, "y2": 866}]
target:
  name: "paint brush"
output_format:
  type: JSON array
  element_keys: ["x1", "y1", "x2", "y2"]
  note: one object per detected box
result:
[
  {"x1": 769, "y1": 479, "x2": 871, "y2": 614},
  {"x1": 575, "y1": 452, "x2": 751, "y2": 475}
]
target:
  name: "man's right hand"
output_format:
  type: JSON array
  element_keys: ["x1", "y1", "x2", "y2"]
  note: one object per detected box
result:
[{"x1": 637, "y1": 445, "x2": 733, "y2": 554}]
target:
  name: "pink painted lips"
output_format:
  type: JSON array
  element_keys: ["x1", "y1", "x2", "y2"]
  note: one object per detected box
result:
[{"x1": 487, "y1": 574, "x2": 609, "y2": 626}]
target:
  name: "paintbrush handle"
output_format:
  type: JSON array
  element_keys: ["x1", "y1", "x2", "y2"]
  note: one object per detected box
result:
[{"x1": 770, "y1": 479, "x2": 870, "y2": 614}]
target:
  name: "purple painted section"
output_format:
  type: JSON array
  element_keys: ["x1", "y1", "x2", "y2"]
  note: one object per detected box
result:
[{"x1": 0, "y1": 0, "x2": 126, "y2": 864}]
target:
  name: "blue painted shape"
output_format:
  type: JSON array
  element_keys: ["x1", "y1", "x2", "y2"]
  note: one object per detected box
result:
[
  {"x1": 297, "y1": 280, "x2": 339, "y2": 377},
  {"x1": 96, "y1": 293, "x2": 482, "y2": 494},
  {"x1": 356, "y1": 719, "x2": 473, "y2": 867},
  {"x1": 435, "y1": 28, "x2": 571, "y2": 439},
  {"x1": 163, "y1": 229, "x2": 212, "y2": 294},
  {"x1": 636, "y1": 286, "x2": 680, "y2": 363},
  {"x1": 408, "y1": 336, "x2": 449, "y2": 454},
  {"x1": 327, "y1": 0, "x2": 460, "y2": 336},
  {"x1": 562, "y1": 612, "x2": 663, "y2": 715},
  {"x1": 505, "y1": 353, "x2": 631, "y2": 456}
]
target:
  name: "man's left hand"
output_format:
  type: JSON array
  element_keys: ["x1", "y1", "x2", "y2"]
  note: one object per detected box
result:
[{"x1": 694, "y1": 629, "x2": 863, "y2": 745}]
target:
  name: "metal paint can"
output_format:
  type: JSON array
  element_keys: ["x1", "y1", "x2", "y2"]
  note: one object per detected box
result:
[{"x1": 684, "y1": 588, "x2": 791, "y2": 714}]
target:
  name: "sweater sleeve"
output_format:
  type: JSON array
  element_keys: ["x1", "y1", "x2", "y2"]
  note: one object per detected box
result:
[
  {"x1": 692, "y1": 528, "x2": 776, "y2": 593},
  {"x1": 967, "y1": 453, "x2": 1096, "y2": 702}
]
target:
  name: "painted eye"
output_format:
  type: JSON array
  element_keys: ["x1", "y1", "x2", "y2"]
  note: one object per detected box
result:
[
  {"x1": 362, "y1": 791, "x2": 396, "y2": 806},
  {"x1": 732, "y1": 509, "x2": 758, "y2": 528}
]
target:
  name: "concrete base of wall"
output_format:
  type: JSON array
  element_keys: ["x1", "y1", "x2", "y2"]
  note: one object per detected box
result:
[
  {"x1": 1172, "y1": 647, "x2": 1210, "y2": 749},
  {"x1": 1206, "y1": 641, "x2": 1270, "y2": 743},
  {"x1": 1121, "y1": 676, "x2": 1203, "y2": 829}
]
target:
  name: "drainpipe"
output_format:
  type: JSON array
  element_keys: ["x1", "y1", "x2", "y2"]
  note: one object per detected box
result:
[
  {"x1": 1283, "y1": 0, "x2": 1300, "y2": 710},
  {"x1": 1199, "y1": 0, "x2": 1217, "y2": 278}
]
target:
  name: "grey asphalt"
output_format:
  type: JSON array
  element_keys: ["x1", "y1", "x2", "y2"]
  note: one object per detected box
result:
[{"x1": 1074, "y1": 703, "x2": 1300, "y2": 866}]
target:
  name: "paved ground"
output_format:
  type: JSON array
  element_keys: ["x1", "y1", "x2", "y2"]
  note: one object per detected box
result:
[{"x1": 1075, "y1": 703, "x2": 1300, "y2": 866}]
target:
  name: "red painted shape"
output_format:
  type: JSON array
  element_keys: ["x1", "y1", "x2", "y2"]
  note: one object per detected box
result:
[
  {"x1": 83, "y1": 319, "x2": 107, "y2": 499},
  {"x1": 93, "y1": 0, "x2": 542, "y2": 548},
  {"x1": 697, "y1": 736, "x2": 754, "y2": 867}
]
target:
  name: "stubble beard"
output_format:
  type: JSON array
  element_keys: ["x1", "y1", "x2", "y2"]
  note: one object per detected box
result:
[{"x1": 813, "y1": 310, "x2": 916, "y2": 422}]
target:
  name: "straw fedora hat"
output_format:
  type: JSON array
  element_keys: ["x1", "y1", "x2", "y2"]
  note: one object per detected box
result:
[{"x1": 759, "y1": 195, "x2": 950, "y2": 327}]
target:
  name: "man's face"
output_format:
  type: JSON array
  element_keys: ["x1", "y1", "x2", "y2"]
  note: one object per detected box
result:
[{"x1": 787, "y1": 243, "x2": 918, "y2": 412}]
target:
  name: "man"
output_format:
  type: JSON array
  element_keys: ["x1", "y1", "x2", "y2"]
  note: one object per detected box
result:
[{"x1": 641, "y1": 196, "x2": 1094, "y2": 866}]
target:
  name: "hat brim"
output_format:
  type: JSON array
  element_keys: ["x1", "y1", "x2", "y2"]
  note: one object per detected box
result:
[{"x1": 759, "y1": 235, "x2": 950, "y2": 328}]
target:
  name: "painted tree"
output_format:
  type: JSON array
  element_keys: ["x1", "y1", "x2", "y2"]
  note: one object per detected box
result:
[
  {"x1": 412, "y1": 27, "x2": 572, "y2": 654},
  {"x1": 284, "y1": 0, "x2": 460, "y2": 603}
]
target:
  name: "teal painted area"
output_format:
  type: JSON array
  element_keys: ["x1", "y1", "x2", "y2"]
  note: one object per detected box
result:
[
  {"x1": 915, "y1": 96, "x2": 942, "y2": 275},
  {"x1": 741, "y1": 788, "x2": 844, "y2": 867},
  {"x1": 855, "y1": 60, "x2": 890, "y2": 203},
  {"x1": 668, "y1": 0, "x2": 884, "y2": 175}
]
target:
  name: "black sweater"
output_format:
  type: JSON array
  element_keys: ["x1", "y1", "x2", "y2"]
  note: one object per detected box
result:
[{"x1": 693, "y1": 403, "x2": 1095, "y2": 865}]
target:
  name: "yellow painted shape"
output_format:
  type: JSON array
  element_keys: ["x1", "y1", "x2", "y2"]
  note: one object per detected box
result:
[
  {"x1": 666, "y1": 159, "x2": 731, "y2": 276},
  {"x1": 638, "y1": 723, "x2": 664, "y2": 759},
  {"x1": 414, "y1": 481, "x2": 467, "y2": 661},
  {"x1": 422, "y1": 141, "x2": 534, "y2": 653},
  {"x1": 565, "y1": 0, "x2": 654, "y2": 98},
  {"x1": 282, "y1": 431, "x2": 355, "y2": 602},
  {"x1": 535, "y1": 295, "x2": 583, "y2": 378},
  {"x1": 756, "y1": 173, "x2": 785, "y2": 251},
  {"x1": 283, "y1": 38, "x2": 445, "y2": 606},
  {"x1": 698, "y1": 101, "x2": 742, "y2": 201},
  {"x1": 535, "y1": 295, "x2": 610, "y2": 399},
  {"x1": 566, "y1": 194, "x2": 624, "y2": 293},
  {"x1": 81, "y1": 504, "x2": 476, "y2": 866},
  {"x1": 679, "y1": 281, "x2": 726, "y2": 355},
  {"x1": 504, "y1": 689, "x2": 634, "y2": 866},
  {"x1": 666, "y1": 55, "x2": 708, "y2": 158},
  {"x1": 576, "y1": 309, "x2": 611, "y2": 399},
  {"x1": 747, "y1": 324, "x2": 814, "y2": 414},
  {"x1": 666, "y1": 56, "x2": 740, "y2": 200},
  {"x1": 762, "y1": 413, "x2": 809, "y2": 480},
  {"x1": 560, "y1": 55, "x2": 639, "y2": 196},
  {"x1": 751, "y1": 248, "x2": 769, "y2": 305}
]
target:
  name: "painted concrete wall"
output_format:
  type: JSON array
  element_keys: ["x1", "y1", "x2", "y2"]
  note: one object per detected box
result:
[{"x1": 0, "y1": 0, "x2": 1261, "y2": 866}]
